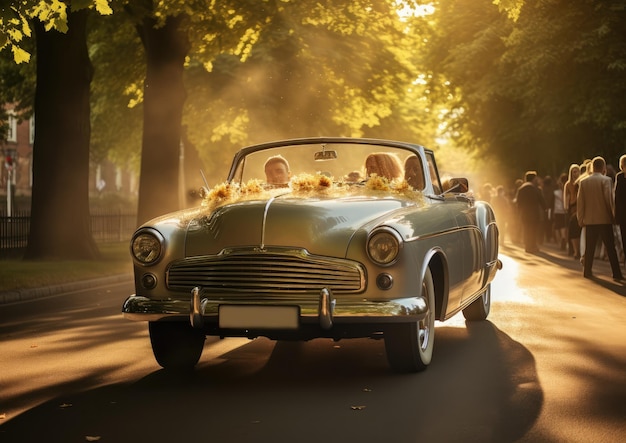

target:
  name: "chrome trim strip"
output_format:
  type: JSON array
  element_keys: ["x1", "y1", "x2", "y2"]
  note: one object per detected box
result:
[
  {"x1": 405, "y1": 225, "x2": 483, "y2": 243},
  {"x1": 260, "y1": 196, "x2": 276, "y2": 250}
]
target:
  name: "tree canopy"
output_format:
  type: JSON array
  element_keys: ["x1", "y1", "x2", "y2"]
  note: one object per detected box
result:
[
  {"x1": 0, "y1": 0, "x2": 112, "y2": 63},
  {"x1": 3, "y1": 0, "x2": 626, "y2": 230},
  {"x1": 423, "y1": 0, "x2": 626, "y2": 181},
  {"x1": 181, "y1": 0, "x2": 435, "y2": 182}
]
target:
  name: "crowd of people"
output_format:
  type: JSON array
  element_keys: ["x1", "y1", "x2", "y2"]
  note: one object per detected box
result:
[{"x1": 482, "y1": 155, "x2": 626, "y2": 282}]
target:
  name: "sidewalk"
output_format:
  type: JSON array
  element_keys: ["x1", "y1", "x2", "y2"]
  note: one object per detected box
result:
[
  {"x1": 0, "y1": 273, "x2": 132, "y2": 305},
  {"x1": 500, "y1": 238, "x2": 624, "y2": 283}
]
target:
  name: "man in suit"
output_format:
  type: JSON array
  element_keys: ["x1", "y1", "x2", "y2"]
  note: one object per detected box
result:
[
  {"x1": 515, "y1": 170, "x2": 546, "y2": 253},
  {"x1": 577, "y1": 156, "x2": 624, "y2": 280}
]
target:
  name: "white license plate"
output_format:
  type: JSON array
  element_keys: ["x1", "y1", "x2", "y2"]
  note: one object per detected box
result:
[{"x1": 219, "y1": 305, "x2": 299, "y2": 329}]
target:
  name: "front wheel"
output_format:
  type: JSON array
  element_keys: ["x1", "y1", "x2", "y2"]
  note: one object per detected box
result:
[
  {"x1": 384, "y1": 268, "x2": 435, "y2": 373},
  {"x1": 462, "y1": 283, "x2": 491, "y2": 321},
  {"x1": 149, "y1": 321, "x2": 205, "y2": 371}
]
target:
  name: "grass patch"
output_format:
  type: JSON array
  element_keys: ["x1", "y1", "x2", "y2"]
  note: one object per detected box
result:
[{"x1": 0, "y1": 242, "x2": 132, "y2": 293}]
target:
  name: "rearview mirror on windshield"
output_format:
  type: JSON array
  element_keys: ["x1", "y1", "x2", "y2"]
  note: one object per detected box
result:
[{"x1": 314, "y1": 147, "x2": 338, "y2": 161}]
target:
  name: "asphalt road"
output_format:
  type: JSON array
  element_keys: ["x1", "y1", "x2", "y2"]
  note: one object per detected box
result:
[{"x1": 0, "y1": 242, "x2": 625, "y2": 443}]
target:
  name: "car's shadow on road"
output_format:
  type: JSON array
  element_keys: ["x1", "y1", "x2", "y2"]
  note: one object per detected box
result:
[{"x1": 0, "y1": 321, "x2": 543, "y2": 443}]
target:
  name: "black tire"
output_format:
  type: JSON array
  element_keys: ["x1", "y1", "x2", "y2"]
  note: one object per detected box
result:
[
  {"x1": 384, "y1": 268, "x2": 435, "y2": 373},
  {"x1": 462, "y1": 283, "x2": 491, "y2": 321},
  {"x1": 149, "y1": 321, "x2": 205, "y2": 371}
]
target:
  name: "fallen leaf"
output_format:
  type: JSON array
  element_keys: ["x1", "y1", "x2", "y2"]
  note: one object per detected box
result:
[
  {"x1": 59, "y1": 403, "x2": 73, "y2": 409},
  {"x1": 85, "y1": 436, "x2": 101, "y2": 441},
  {"x1": 350, "y1": 405, "x2": 366, "y2": 410},
  {"x1": 362, "y1": 388, "x2": 372, "y2": 392}
]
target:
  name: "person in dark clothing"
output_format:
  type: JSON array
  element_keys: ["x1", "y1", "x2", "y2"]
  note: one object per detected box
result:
[
  {"x1": 515, "y1": 171, "x2": 546, "y2": 253},
  {"x1": 614, "y1": 154, "x2": 626, "y2": 264},
  {"x1": 541, "y1": 175, "x2": 556, "y2": 243}
]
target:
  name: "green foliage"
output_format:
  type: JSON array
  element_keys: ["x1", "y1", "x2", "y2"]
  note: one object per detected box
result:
[
  {"x1": 181, "y1": 0, "x2": 436, "y2": 182},
  {"x1": 16, "y1": 0, "x2": 626, "y2": 195},
  {"x1": 2, "y1": 0, "x2": 452, "y2": 188},
  {"x1": 0, "y1": 4, "x2": 34, "y2": 63},
  {"x1": 493, "y1": 0, "x2": 524, "y2": 20},
  {"x1": 0, "y1": 40, "x2": 36, "y2": 139},
  {"x1": 423, "y1": 0, "x2": 626, "y2": 179},
  {"x1": 0, "y1": 0, "x2": 112, "y2": 63},
  {"x1": 88, "y1": 10, "x2": 144, "y2": 171}
]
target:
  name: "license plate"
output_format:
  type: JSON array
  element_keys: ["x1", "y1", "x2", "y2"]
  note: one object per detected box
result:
[{"x1": 219, "y1": 305, "x2": 299, "y2": 329}]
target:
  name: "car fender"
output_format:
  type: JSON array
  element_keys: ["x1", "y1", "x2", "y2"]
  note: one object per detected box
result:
[
  {"x1": 421, "y1": 246, "x2": 450, "y2": 321},
  {"x1": 474, "y1": 201, "x2": 500, "y2": 286}
]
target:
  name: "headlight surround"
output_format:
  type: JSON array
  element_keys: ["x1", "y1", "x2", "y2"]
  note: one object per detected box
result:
[
  {"x1": 131, "y1": 228, "x2": 165, "y2": 265},
  {"x1": 367, "y1": 228, "x2": 402, "y2": 266}
]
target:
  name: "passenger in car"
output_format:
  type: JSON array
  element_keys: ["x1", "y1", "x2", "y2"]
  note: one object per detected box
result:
[
  {"x1": 404, "y1": 155, "x2": 425, "y2": 190},
  {"x1": 344, "y1": 170, "x2": 362, "y2": 182},
  {"x1": 364, "y1": 152, "x2": 403, "y2": 180},
  {"x1": 264, "y1": 155, "x2": 291, "y2": 185}
]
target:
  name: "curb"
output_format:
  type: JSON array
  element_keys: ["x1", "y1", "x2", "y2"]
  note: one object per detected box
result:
[{"x1": 0, "y1": 273, "x2": 133, "y2": 305}]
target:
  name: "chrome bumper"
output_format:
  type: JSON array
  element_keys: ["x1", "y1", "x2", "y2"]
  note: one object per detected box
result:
[{"x1": 123, "y1": 286, "x2": 428, "y2": 330}]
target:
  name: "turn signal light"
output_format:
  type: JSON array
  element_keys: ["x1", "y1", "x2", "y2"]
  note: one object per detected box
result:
[
  {"x1": 376, "y1": 273, "x2": 394, "y2": 290},
  {"x1": 141, "y1": 273, "x2": 157, "y2": 289}
]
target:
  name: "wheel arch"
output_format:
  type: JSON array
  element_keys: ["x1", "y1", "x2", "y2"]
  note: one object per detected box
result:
[
  {"x1": 423, "y1": 248, "x2": 448, "y2": 321},
  {"x1": 475, "y1": 201, "x2": 501, "y2": 286},
  {"x1": 475, "y1": 202, "x2": 500, "y2": 261}
]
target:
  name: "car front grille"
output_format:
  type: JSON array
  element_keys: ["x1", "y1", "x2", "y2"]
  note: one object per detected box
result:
[{"x1": 166, "y1": 249, "x2": 365, "y2": 294}]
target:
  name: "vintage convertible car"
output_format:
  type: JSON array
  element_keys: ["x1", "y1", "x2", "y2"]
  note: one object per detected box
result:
[{"x1": 124, "y1": 137, "x2": 501, "y2": 372}]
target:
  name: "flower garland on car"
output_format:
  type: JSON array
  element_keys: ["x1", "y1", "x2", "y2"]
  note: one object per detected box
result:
[{"x1": 201, "y1": 173, "x2": 424, "y2": 211}]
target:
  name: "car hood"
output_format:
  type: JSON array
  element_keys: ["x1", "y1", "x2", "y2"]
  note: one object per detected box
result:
[{"x1": 184, "y1": 195, "x2": 414, "y2": 258}]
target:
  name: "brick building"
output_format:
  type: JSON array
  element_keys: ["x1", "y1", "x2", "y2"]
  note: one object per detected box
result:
[
  {"x1": 1, "y1": 109, "x2": 33, "y2": 203},
  {"x1": 1, "y1": 105, "x2": 138, "y2": 214}
]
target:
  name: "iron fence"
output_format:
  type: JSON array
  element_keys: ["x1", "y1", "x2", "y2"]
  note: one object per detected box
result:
[
  {"x1": 0, "y1": 210, "x2": 29, "y2": 252},
  {"x1": 89, "y1": 208, "x2": 137, "y2": 243},
  {"x1": 0, "y1": 209, "x2": 137, "y2": 257}
]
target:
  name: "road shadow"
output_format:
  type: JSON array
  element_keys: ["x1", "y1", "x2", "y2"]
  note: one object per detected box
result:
[{"x1": 0, "y1": 321, "x2": 543, "y2": 443}]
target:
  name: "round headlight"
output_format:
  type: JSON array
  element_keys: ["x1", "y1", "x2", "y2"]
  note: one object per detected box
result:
[
  {"x1": 131, "y1": 229, "x2": 164, "y2": 265},
  {"x1": 367, "y1": 229, "x2": 402, "y2": 266}
]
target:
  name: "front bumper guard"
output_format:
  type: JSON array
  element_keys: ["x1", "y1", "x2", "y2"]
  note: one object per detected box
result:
[
  {"x1": 124, "y1": 286, "x2": 427, "y2": 331},
  {"x1": 190, "y1": 286, "x2": 335, "y2": 330}
]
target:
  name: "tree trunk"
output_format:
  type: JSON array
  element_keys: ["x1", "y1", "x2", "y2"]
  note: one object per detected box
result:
[
  {"x1": 136, "y1": 15, "x2": 190, "y2": 226},
  {"x1": 24, "y1": 10, "x2": 99, "y2": 260},
  {"x1": 181, "y1": 125, "x2": 207, "y2": 208}
]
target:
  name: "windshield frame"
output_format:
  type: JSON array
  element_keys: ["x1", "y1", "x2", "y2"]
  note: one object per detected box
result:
[{"x1": 227, "y1": 137, "x2": 434, "y2": 192}]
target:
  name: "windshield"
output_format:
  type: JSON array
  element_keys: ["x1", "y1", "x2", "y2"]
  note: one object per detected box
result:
[{"x1": 229, "y1": 141, "x2": 430, "y2": 191}]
